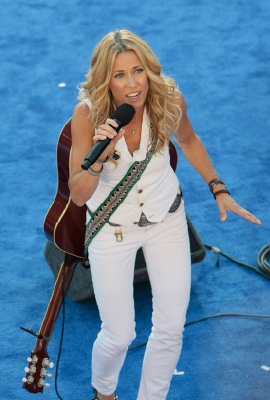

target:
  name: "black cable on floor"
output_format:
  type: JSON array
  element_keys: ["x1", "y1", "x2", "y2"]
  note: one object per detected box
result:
[
  {"x1": 128, "y1": 313, "x2": 270, "y2": 351},
  {"x1": 129, "y1": 243, "x2": 270, "y2": 352},
  {"x1": 204, "y1": 243, "x2": 270, "y2": 280}
]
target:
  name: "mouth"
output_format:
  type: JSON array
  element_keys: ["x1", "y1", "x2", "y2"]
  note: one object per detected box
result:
[{"x1": 126, "y1": 92, "x2": 140, "y2": 100}]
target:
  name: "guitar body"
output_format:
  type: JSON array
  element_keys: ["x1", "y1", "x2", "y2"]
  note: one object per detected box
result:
[
  {"x1": 44, "y1": 119, "x2": 86, "y2": 259},
  {"x1": 23, "y1": 118, "x2": 178, "y2": 393}
]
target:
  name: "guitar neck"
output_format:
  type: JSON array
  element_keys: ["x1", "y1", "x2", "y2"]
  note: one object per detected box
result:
[
  {"x1": 23, "y1": 254, "x2": 77, "y2": 393},
  {"x1": 39, "y1": 254, "x2": 77, "y2": 339}
]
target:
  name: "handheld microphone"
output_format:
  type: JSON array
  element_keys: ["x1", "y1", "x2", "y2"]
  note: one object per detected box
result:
[{"x1": 81, "y1": 103, "x2": 135, "y2": 170}]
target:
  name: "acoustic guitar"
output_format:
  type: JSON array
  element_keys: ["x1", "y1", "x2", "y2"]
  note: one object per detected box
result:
[
  {"x1": 22, "y1": 118, "x2": 178, "y2": 393},
  {"x1": 22, "y1": 118, "x2": 82, "y2": 393}
]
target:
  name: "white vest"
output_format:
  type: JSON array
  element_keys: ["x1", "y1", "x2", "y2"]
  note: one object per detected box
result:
[{"x1": 84, "y1": 101, "x2": 180, "y2": 226}]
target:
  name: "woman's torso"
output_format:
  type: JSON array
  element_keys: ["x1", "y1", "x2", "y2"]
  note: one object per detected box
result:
[{"x1": 84, "y1": 100, "x2": 180, "y2": 226}]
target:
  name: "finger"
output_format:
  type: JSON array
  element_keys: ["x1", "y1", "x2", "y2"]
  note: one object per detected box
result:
[
  {"x1": 112, "y1": 127, "x2": 125, "y2": 141},
  {"x1": 224, "y1": 200, "x2": 262, "y2": 225},
  {"x1": 236, "y1": 207, "x2": 262, "y2": 225},
  {"x1": 106, "y1": 118, "x2": 119, "y2": 129},
  {"x1": 96, "y1": 124, "x2": 116, "y2": 139},
  {"x1": 218, "y1": 205, "x2": 227, "y2": 222}
]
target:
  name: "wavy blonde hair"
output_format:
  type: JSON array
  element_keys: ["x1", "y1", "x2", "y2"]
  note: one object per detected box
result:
[{"x1": 79, "y1": 29, "x2": 182, "y2": 153}]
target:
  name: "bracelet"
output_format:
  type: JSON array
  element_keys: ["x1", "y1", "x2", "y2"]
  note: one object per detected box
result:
[
  {"x1": 208, "y1": 178, "x2": 226, "y2": 193},
  {"x1": 96, "y1": 156, "x2": 109, "y2": 164},
  {"x1": 213, "y1": 189, "x2": 231, "y2": 200},
  {"x1": 87, "y1": 164, "x2": 103, "y2": 177}
]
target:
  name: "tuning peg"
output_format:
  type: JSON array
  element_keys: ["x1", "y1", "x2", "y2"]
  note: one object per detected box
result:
[
  {"x1": 27, "y1": 355, "x2": 38, "y2": 364},
  {"x1": 42, "y1": 358, "x2": 54, "y2": 368},
  {"x1": 38, "y1": 378, "x2": 50, "y2": 387},
  {"x1": 25, "y1": 365, "x2": 36, "y2": 374},
  {"x1": 41, "y1": 367, "x2": 52, "y2": 377},
  {"x1": 22, "y1": 375, "x2": 34, "y2": 384}
]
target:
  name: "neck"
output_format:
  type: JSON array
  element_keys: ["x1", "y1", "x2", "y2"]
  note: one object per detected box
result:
[{"x1": 131, "y1": 106, "x2": 144, "y2": 125}]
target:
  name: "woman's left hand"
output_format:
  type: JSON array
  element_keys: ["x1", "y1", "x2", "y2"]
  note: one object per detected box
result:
[{"x1": 215, "y1": 193, "x2": 262, "y2": 225}]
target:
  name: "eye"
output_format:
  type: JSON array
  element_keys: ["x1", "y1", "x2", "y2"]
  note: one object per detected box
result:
[
  {"x1": 135, "y1": 68, "x2": 144, "y2": 74},
  {"x1": 114, "y1": 72, "x2": 124, "y2": 78}
]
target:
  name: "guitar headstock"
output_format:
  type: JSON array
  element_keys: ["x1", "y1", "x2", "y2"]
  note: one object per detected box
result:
[{"x1": 22, "y1": 347, "x2": 54, "y2": 393}]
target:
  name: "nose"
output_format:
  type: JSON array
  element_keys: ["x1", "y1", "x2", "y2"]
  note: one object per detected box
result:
[{"x1": 126, "y1": 73, "x2": 137, "y2": 87}]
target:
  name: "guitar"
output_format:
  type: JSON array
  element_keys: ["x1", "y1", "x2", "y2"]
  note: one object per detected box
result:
[
  {"x1": 44, "y1": 118, "x2": 86, "y2": 258},
  {"x1": 22, "y1": 119, "x2": 84, "y2": 393},
  {"x1": 22, "y1": 118, "x2": 178, "y2": 393}
]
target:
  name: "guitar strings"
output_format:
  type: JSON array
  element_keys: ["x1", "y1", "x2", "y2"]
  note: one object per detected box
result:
[{"x1": 54, "y1": 262, "x2": 66, "y2": 400}]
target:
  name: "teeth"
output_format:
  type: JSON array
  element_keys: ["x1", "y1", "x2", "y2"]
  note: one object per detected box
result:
[{"x1": 128, "y1": 92, "x2": 139, "y2": 98}]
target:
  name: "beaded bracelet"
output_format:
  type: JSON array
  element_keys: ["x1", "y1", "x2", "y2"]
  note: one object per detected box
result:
[
  {"x1": 208, "y1": 178, "x2": 226, "y2": 193},
  {"x1": 87, "y1": 164, "x2": 103, "y2": 177},
  {"x1": 213, "y1": 189, "x2": 231, "y2": 200}
]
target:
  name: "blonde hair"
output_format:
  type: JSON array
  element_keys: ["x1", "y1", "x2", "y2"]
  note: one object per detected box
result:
[{"x1": 79, "y1": 29, "x2": 182, "y2": 153}]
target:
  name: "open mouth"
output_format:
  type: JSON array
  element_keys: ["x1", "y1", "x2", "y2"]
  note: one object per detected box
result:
[{"x1": 127, "y1": 92, "x2": 140, "y2": 100}]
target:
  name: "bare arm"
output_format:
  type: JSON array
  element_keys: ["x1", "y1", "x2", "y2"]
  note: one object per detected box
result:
[
  {"x1": 173, "y1": 92, "x2": 261, "y2": 225},
  {"x1": 68, "y1": 102, "x2": 124, "y2": 206}
]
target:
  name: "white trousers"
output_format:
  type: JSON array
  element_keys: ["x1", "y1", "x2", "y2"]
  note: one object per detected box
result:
[{"x1": 88, "y1": 202, "x2": 191, "y2": 400}]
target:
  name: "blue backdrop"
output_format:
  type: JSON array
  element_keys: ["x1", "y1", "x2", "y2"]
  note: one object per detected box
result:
[{"x1": 1, "y1": 0, "x2": 269, "y2": 399}]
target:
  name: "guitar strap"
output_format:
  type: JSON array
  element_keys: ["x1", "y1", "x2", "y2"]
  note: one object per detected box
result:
[{"x1": 84, "y1": 140, "x2": 158, "y2": 256}]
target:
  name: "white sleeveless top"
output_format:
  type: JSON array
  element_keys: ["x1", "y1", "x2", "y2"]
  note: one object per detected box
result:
[{"x1": 84, "y1": 99, "x2": 180, "y2": 226}]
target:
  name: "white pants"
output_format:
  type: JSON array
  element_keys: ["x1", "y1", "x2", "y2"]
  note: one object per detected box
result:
[{"x1": 88, "y1": 202, "x2": 191, "y2": 399}]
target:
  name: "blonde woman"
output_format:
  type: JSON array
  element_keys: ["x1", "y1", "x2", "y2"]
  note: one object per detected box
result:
[{"x1": 69, "y1": 29, "x2": 261, "y2": 400}]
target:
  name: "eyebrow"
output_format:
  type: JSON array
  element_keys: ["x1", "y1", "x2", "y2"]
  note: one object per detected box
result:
[{"x1": 113, "y1": 65, "x2": 143, "y2": 73}]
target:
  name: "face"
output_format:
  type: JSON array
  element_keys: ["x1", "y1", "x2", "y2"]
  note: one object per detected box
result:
[{"x1": 109, "y1": 50, "x2": 149, "y2": 111}]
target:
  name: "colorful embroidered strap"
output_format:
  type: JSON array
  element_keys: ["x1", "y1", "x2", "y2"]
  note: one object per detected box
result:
[{"x1": 84, "y1": 140, "x2": 158, "y2": 255}]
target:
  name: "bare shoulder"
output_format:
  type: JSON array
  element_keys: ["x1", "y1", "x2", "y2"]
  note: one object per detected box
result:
[
  {"x1": 69, "y1": 102, "x2": 93, "y2": 176},
  {"x1": 72, "y1": 101, "x2": 91, "y2": 121},
  {"x1": 71, "y1": 102, "x2": 93, "y2": 136},
  {"x1": 173, "y1": 90, "x2": 196, "y2": 143},
  {"x1": 174, "y1": 89, "x2": 187, "y2": 114},
  {"x1": 70, "y1": 101, "x2": 94, "y2": 156}
]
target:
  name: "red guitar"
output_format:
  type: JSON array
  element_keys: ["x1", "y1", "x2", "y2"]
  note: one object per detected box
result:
[
  {"x1": 22, "y1": 118, "x2": 178, "y2": 393},
  {"x1": 22, "y1": 119, "x2": 86, "y2": 393}
]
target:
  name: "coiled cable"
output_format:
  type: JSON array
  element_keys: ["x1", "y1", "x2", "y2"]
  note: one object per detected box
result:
[{"x1": 257, "y1": 243, "x2": 270, "y2": 277}]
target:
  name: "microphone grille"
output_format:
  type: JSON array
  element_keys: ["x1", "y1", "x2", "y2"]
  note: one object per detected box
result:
[{"x1": 112, "y1": 103, "x2": 135, "y2": 126}]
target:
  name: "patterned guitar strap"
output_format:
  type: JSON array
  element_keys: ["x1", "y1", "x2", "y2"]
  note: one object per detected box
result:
[{"x1": 84, "y1": 139, "x2": 158, "y2": 261}]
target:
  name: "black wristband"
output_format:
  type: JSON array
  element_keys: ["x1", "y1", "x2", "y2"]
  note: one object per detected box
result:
[{"x1": 208, "y1": 179, "x2": 226, "y2": 193}]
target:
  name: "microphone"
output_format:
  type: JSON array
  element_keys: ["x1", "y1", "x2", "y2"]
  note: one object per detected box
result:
[{"x1": 81, "y1": 103, "x2": 135, "y2": 169}]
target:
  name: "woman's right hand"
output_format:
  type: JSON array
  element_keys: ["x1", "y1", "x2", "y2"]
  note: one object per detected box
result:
[{"x1": 93, "y1": 118, "x2": 125, "y2": 160}]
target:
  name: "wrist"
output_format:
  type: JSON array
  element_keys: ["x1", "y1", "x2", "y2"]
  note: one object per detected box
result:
[
  {"x1": 212, "y1": 183, "x2": 226, "y2": 193},
  {"x1": 208, "y1": 178, "x2": 230, "y2": 200},
  {"x1": 208, "y1": 178, "x2": 226, "y2": 193},
  {"x1": 96, "y1": 155, "x2": 109, "y2": 164},
  {"x1": 213, "y1": 189, "x2": 231, "y2": 200},
  {"x1": 87, "y1": 164, "x2": 103, "y2": 177}
]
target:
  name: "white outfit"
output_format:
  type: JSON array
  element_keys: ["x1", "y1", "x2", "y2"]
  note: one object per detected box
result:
[
  {"x1": 86, "y1": 107, "x2": 179, "y2": 226},
  {"x1": 85, "y1": 100, "x2": 191, "y2": 399}
]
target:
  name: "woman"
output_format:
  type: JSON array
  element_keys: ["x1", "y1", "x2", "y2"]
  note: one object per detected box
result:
[{"x1": 68, "y1": 29, "x2": 261, "y2": 400}]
